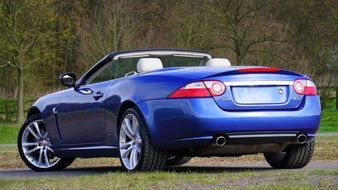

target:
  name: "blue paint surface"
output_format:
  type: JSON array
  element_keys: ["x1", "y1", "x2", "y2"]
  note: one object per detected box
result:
[{"x1": 26, "y1": 49, "x2": 321, "y2": 157}]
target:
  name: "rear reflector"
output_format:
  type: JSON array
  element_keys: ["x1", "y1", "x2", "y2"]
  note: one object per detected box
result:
[
  {"x1": 238, "y1": 67, "x2": 280, "y2": 73},
  {"x1": 168, "y1": 80, "x2": 226, "y2": 98},
  {"x1": 293, "y1": 79, "x2": 317, "y2": 95}
]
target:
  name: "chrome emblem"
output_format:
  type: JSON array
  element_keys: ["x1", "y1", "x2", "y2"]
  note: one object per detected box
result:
[{"x1": 278, "y1": 89, "x2": 283, "y2": 94}]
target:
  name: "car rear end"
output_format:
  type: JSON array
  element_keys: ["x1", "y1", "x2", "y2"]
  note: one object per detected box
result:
[{"x1": 138, "y1": 67, "x2": 321, "y2": 154}]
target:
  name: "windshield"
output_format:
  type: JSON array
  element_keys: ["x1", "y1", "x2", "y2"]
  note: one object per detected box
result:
[{"x1": 87, "y1": 55, "x2": 208, "y2": 84}]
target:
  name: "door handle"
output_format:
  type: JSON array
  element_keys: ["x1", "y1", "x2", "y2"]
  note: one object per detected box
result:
[
  {"x1": 52, "y1": 107, "x2": 58, "y2": 114},
  {"x1": 93, "y1": 91, "x2": 104, "y2": 100}
]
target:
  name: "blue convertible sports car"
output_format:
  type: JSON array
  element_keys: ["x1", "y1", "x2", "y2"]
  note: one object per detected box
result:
[{"x1": 18, "y1": 49, "x2": 321, "y2": 172}]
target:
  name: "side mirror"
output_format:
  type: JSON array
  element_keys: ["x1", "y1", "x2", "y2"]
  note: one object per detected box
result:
[{"x1": 59, "y1": 73, "x2": 77, "y2": 87}]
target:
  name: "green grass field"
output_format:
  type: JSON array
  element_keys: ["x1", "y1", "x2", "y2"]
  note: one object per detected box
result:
[
  {"x1": 0, "y1": 169, "x2": 337, "y2": 190},
  {"x1": 320, "y1": 109, "x2": 338, "y2": 132},
  {"x1": 0, "y1": 124, "x2": 18, "y2": 144}
]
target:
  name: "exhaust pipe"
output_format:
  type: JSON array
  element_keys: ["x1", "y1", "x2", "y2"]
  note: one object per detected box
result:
[
  {"x1": 215, "y1": 136, "x2": 226, "y2": 146},
  {"x1": 297, "y1": 134, "x2": 307, "y2": 144}
]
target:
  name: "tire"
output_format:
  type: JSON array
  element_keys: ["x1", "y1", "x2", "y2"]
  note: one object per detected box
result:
[
  {"x1": 118, "y1": 108, "x2": 167, "y2": 171},
  {"x1": 264, "y1": 139, "x2": 315, "y2": 169},
  {"x1": 166, "y1": 156, "x2": 191, "y2": 166},
  {"x1": 18, "y1": 114, "x2": 74, "y2": 172}
]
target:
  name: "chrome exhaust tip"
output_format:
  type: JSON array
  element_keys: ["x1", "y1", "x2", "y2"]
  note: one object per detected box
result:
[
  {"x1": 215, "y1": 136, "x2": 226, "y2": 146},
  {"x1": 297, "y1": 134, "x2": 307, "y2": 144}
]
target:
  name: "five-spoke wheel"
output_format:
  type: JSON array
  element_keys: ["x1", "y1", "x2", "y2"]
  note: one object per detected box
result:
[{"x1": 18, "y1": 114, "x2": 74, "y2": 171}]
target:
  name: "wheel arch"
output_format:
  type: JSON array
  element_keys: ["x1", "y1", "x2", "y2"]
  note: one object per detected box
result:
[
  {"x1": 26, "y1": 106, "x2": 41, "y2": 119},
  {"x1": 116, "y1": 100, "x2": 152, "y2": 141}
]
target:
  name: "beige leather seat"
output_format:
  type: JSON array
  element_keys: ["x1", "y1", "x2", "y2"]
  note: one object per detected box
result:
[
  {"x1": 205, "y1": 58, "x2": 231, "y2": 67},
  {"x1": 137, "y1": 58, "x2": 163, "y2": 73}
]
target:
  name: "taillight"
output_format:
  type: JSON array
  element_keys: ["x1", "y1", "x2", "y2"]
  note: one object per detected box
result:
[
  {"x1": 238, "y1": 67, "x2": 280, "y2": 73},
  {"x1": 168, "y1": 80, "x2": 226, "y2": 98},
  {"x1": 203, "y1": 81, "x2": 226, "y2": 96},
  {"x1": 293, "y1": 79, "x2": 317, "y2": 95}
]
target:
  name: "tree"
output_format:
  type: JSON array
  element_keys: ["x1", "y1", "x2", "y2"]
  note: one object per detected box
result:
[
  {"x1": 0, "y1": 0, "x2": 53, "y2": 124},
  {"x1": 271, "y1": 0, "x2": 338, "y2": 108},
  {"x1": 166, "y1": 0, "x2": 210, "y2": 49},
  {"x1": 197, "y1": 0, "x2": 282, "y2": 65},
  {"x1": 78, "y1": 0, "x2": 138, "y2": 66}
]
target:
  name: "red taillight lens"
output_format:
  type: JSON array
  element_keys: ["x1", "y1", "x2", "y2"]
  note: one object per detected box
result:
[
  {"x1": 168, "y1": 81, "x2": 226, "y2": 98},
  {"x1": 238, "y1": 67, "x2": 280, "y2": 73},
  {"x1": 168, "y1": 82, "x2": 210, "y2": 98},
  {"x1": 293, "y1": 79, "x2": 317, "y2": 95}
]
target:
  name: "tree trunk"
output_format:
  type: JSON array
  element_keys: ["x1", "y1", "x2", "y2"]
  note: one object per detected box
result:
[
  {"x1": 16, "y1": 67, "x2": 24, "y2": 124},
  {"x1": 336, "y1": 86, "x2": 338, "y2": 110}
]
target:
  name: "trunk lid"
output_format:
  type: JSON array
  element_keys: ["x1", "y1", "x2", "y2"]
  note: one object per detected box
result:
[{"x1": 204, "y1": 68, "x2": 304, "y2": 111}]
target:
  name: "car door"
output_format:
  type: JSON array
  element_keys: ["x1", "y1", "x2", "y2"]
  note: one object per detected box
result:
[
  {"x1": 56, "y1": 81, "x2": 109, "y2": 144},
  {"x1": 55, "y1": 57, "x2": 121, "y2": 144},
  {"x1": 55, "y1": 56, "x2": 140, "y2": 144}
]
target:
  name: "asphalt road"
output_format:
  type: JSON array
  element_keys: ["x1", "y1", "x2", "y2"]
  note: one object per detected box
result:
[{"x1": 0, "y1": 161, "x2": 337, "y2": 179}]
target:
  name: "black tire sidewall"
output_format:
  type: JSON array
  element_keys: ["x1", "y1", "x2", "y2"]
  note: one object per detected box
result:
[
  {"x1": 166, "y1": 156, "x2": 191, "y2": 166},
  {"x1": 264, "y1": 140, "x2": 315, "y2": 169}
]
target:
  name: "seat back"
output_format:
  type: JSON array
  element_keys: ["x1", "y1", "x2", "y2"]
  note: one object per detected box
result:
[
  {"x1": 205, "y1": 58, "x2": 231, "y2": 67},
  {"x1": 137, "y1": 58, "x2": 163, "y2": 73}
]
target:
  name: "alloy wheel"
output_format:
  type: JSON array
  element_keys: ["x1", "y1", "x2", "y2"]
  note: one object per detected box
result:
[
  {"x1": 21, "y1": 119, "x2": 60, "y2": 169},
  {"x1": 119, "y1": 113, "x2": 142, "y2": 170}
]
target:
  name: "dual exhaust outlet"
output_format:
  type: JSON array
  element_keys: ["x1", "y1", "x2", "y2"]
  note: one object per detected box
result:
[
  {"x1": 214, "y1": 134, "x2": 308, "y2": 147},
  {"x1": 296, "y1": 134, "x2": 307, "y2": 144},
  {"x1": 215, "y1": 136, "x2": 226, "y2": 147}
]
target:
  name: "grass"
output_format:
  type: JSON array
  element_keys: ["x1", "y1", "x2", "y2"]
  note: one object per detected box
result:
[
  {"x1": 319, "y1": 109, "x2": 338, "y2": 132},
  {"x1": 0, "y1": 168, "x2": 337, "y2": 189},
  {"x1": 0, "y1": 124, "x2": 19, "y2": 144}
]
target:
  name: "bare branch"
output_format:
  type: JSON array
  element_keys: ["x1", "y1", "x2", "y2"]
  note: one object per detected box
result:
[
  {"x1": 209, "y1": 44, "x2": 237, "y2": 52},
  {"x1": 0, "y1": 57, "x2": 8, "y2": 64},
  {"x1": 0, "y1": 48, "x2": 10, "y2": 54},
  {"x1": 22, "y1": 57, "x2": 41, "y2": 70},
  {"x1": 0, "y1": 63, "x2": 7, "y2": 68},
  {"x1": 242, "y1": 37, "x2": 271, "y2": 57},
  {"x1": 9, "y1": 54, "x2": 20, "y2": 68},
  {"x1": 0, "y1": 58, "x2": 18, "y2": 68},
  {"x1": 24, "y1": 33, "x2": 39, "y2": 52},
  {"x1": 238, "y1": 4, "x2": 265, "y2": 23},
  {"x1": 7, "y1": 61, "x2": 18, "y2": 69}
]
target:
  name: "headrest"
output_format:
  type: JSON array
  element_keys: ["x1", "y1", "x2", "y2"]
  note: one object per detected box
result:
[
  {"x1": 205, "y1": 58, "x2": 231, "y2": 67},
  {"x1": 137, "y1": 58, "x2": 163, "y2": 73}
]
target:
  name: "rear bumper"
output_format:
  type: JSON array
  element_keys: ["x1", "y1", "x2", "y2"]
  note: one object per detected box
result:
[{"x1": 137, "y1": 95, "x2": 321, "y2": 150}]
